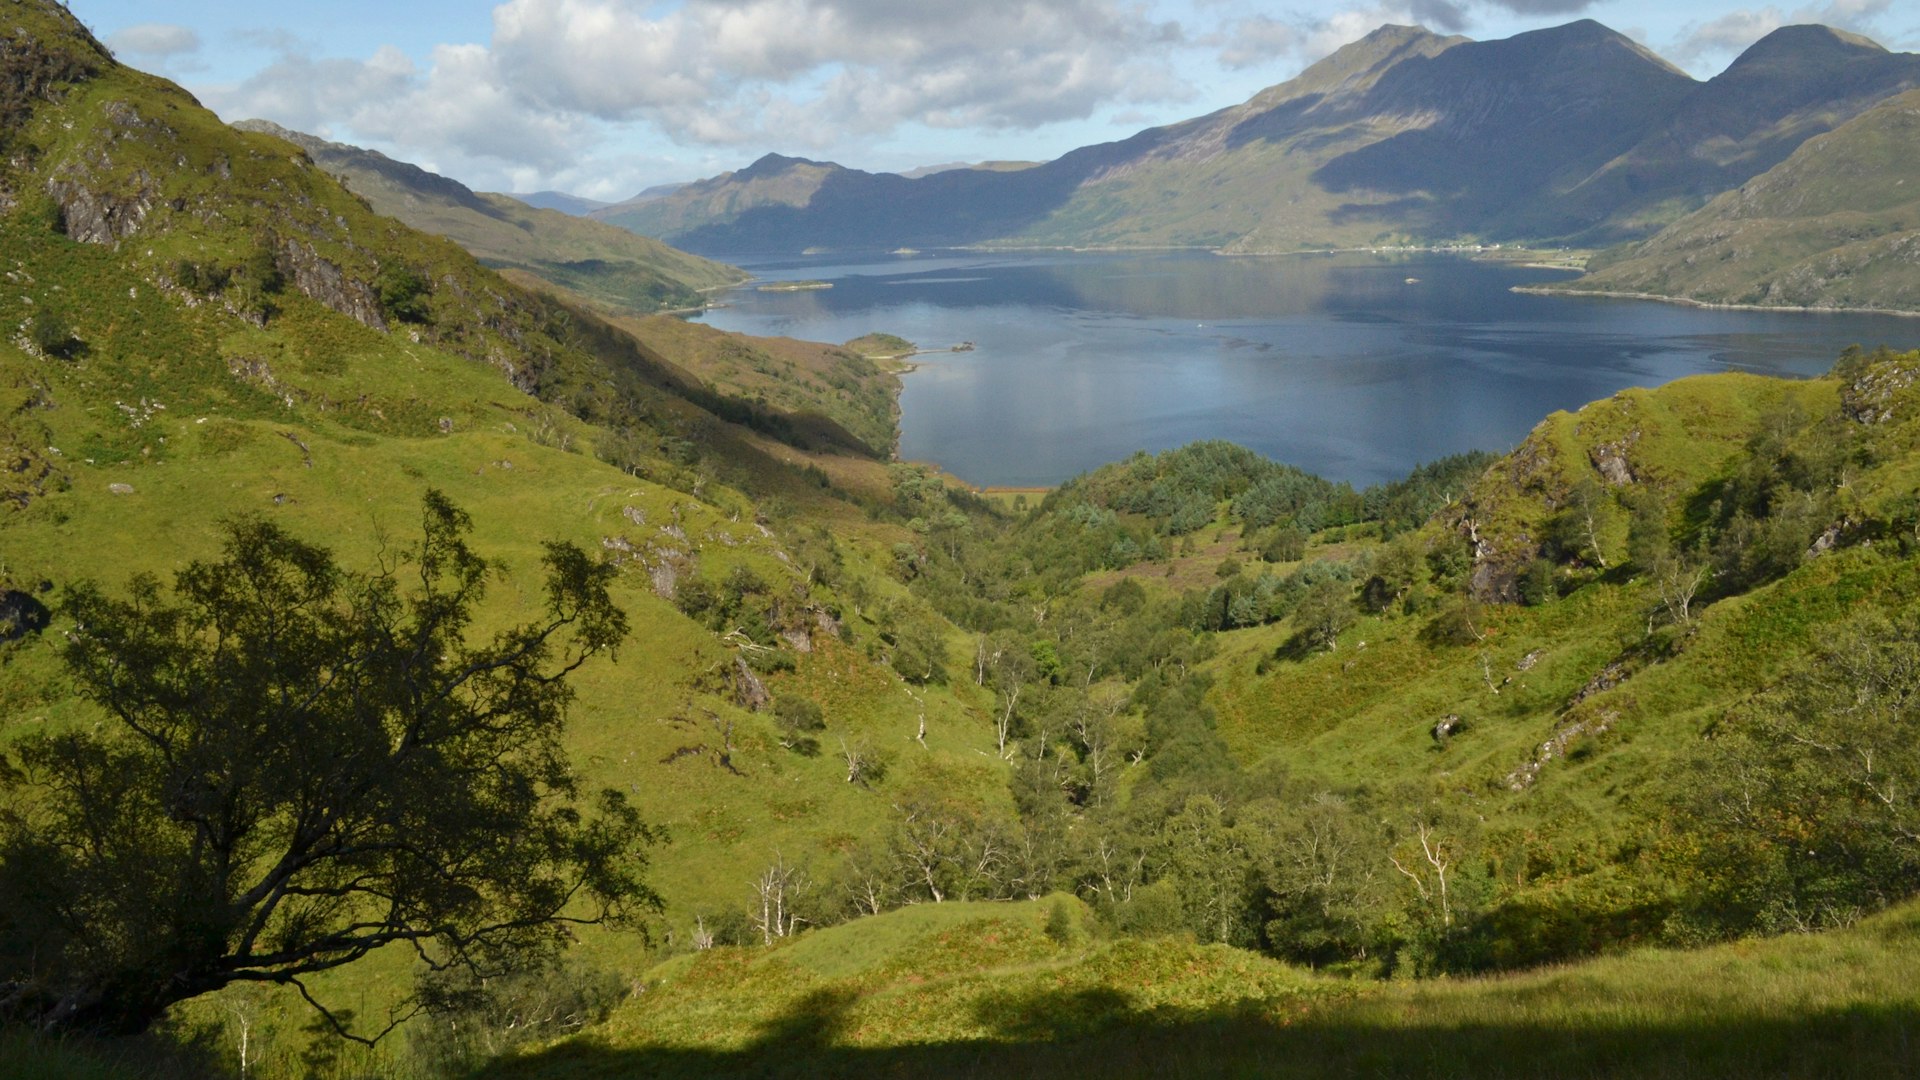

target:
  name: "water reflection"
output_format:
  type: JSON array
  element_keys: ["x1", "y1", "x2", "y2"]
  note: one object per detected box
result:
[{"x1": 698, "y1": 250, "x2": 1917, "y2": 487}]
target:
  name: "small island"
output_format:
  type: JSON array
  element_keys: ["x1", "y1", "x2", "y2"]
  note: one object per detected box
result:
[
  {"x1": 845, "y1": 333, "x2": 978, "y2": 368},
  {"x1": 756, "y1": 280, "x2": 833, "y2": 292}
]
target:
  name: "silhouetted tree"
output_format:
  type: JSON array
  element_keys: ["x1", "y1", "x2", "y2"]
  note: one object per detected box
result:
[{"x1": 0, "y1": 492, "x2": 659, "y2": 1040}]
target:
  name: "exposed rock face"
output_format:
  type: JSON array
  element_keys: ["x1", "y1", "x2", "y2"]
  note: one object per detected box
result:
[
  {"x1": 647, "y1": 550, "x2": 690, "y2": 599},
  {"x1": 1469, "y1": 557, "x2": 1522, "y2": 605},
  {"x1": 41, "y1": 102, "x2": 178, "y2": 246},
  {"x1": 1570, "y1": 660, "x2": 1634, "y2": 707},
  {"x1": 1841, "y1": 355, "x2": 1918, "y2": 424},
  {"x1": 731, "y1": 655, "x2": 770, "y2": 711},
  {"x1": 1457, "y1": 513, "x2": 1525, "y2": 604},
  {"x1": 1588, "y1": 434, "x2": 1640, "y2": 486},
  {"x1": 1506, "y1": 710, "x2": 1616, "y2": 791},
  {"x1": 279, "y1": 240, "x2": 387, "y2": 330},
  {"x1": 46, "y1": 172, "x2": 154, "y2": 244}
]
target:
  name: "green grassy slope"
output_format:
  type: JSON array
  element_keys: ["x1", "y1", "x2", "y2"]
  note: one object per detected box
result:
[
  {"x1": 1552, "y1": 89, "x2": 1920, "y2": 312},
  {"x1": 464, "y1": 350, "x2": 1920, "y2": 1077},
  {"x1": 605, "y1": 315, "x2": 902, "y2": 458},
  {"x1": 1202, "y1": 361, "x2": 1917, "y2": 923},
  {"x1": 0, "y1": 4, "x2": 1007, "y2": 1066},
  {"x1": 230, "y1": 120, "x2": 747, "y2": 316},
  {"x1": 482, "y1": 895, "x2": 1920, "y2": 1079}
]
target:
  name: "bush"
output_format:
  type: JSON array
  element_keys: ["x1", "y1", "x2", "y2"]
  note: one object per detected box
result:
[
  {"x1": 1261, "y1": 526, "x2": 1307, "y2": 563},
  {"x1": 1518, "y1": 558, "x2": 1557, "y2": 606},
  {"x1": 773, "y1": 696, "x2": 825, "y2": 754},
  {"x1": 1110, "y1": 880, "x2": 1189, "y2": 938},
  {"x1": 29, "y1": 309, "x2": 80, "y2": 359},
  {"x1": 1421, "y1": 596, "x2": 1487, "y2": 646},
  {"x1": 375, "y1": 263, "x2": 432, "y2": 324},
  {"x1": 410, "y1": 959, "x2": 626, "y2": 1075}
]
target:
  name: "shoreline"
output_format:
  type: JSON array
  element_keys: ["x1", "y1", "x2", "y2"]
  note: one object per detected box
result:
[{"x1": 1513, "y1": 284, "x2": 1920, "y2": 320}]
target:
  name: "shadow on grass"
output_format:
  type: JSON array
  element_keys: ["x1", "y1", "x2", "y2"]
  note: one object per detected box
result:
[{"x1": 481, "y1": 990, "x2": 1920, "y2": 1080}]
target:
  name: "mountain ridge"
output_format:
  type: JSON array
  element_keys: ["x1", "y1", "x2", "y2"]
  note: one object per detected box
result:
[
  {"x1": 232, "y1": 119, "x2": 747, "y2": 316},
  {"x1": 1541, "y1": 86, "x2": 1920, "y2": 314},
  {"x1": 598, "y1": 19, "x2": 1920, "y2": 256}
]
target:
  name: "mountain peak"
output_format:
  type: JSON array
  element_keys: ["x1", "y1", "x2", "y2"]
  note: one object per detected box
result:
[
  {"x1": 734, "y1": 153, "x2": 836, "y2": 182},
  {"x1": 1251, "y1": 23, "x2": 1462, "y2": 108},
  {"x1": 1730, "y1": 24, "x2": 1889, "y2": 69},
  {"x1": 1503, "y1": 18, "x2": 1686, "y2": 75}
]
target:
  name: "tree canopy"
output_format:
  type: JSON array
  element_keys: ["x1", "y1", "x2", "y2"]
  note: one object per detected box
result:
[{"x1": 0, "y1": 492, "x2": 658, "y2": 1039}]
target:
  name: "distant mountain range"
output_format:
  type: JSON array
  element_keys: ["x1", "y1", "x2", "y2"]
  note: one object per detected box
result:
[
  {"x1": 510, "y1": 190, "x2": 610, "y2": 216},
  {"x1": 233, "y1": 122, "x2": 745, "y2": 315},
  {"x1": 598, "y1": 21, "x2": 1919, "y2": 259},
  {"x1": 895, "y1": 161, "x2": 1040, "y2": 180}
]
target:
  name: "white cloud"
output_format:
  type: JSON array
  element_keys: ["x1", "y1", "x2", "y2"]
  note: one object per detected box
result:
[
  {"x1": 107, "y1": 23, "x2": 201, "y2": 58},
  {"x1": 488, "y1": 0, "x2": 1192, "y2": 145},
  {"x1": 1209, "y1": 2, "x2": 1474, "y2": 74},
  {"x1": 200, "y1": 0, "x2": 1195, "y2": 185},
  {"x1": 1484, "y1": 0, "x2": 1592, "y2": 13},
  {"x1": 1213, "y1": 16, "x2": 1299, "y2": 70},
  {"x1": 194, "y1": 0, "x2": 1909, "y2": 192},
  {"x1": 205, "y1": 42, "x2": 588, "y2": 176},
  {"x1": 1301, "y1": 6, "x2": 1438, "y2": 63}
]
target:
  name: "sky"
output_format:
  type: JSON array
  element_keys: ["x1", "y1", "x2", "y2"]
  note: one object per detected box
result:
[{"x1": 63, "y1": 0, "x2": 1920, "y2": 202}]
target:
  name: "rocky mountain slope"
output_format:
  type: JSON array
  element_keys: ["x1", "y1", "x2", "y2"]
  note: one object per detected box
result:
[
  {"x1": 231, "y1": 120, "x2": 746, "y2": 316},
  {"x1": 1547, "y1": 87, "x2": 1920, "y2": 312},
  {"x1": 604, "y1": 21, "x2": 1918, "y2": 255}
]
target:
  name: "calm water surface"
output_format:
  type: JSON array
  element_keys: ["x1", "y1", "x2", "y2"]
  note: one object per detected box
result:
[{"x1": 695, "y1": 250, "x2": 1919, "y2": 487}]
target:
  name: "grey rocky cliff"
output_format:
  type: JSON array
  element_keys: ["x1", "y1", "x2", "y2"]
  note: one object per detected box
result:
[{"x1": 278, "y1": 239, "x2": 387, "y2": 331}]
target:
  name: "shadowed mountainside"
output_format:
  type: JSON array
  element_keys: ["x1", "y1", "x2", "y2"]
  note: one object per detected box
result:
[
  {"x1": 594, "y1": 21, "x2": 1919, "y2": 255},
  {"x1": 1547, "y1": 87, "x2": 1920, "y2": 313}
]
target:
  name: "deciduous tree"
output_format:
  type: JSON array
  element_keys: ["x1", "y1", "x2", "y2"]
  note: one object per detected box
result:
[{"x1": 0, "y1": 493, "x2": 659, "y2": 1040}]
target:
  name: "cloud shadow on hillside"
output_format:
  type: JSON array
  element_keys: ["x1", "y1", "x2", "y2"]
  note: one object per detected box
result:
[{"x1": 479, "y1": 987, "x2": 1920, "y2": 1079}]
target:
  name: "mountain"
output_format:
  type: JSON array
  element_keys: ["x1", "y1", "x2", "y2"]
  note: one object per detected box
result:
[
  {"x1": 0, "y1": 1, "x2": 930, "y2": 1009},
  {"x1": 897, "y1": 160, "x2": 1041, "y2": 179},
  {"x1": 231, "y1": 120, "x2": 747, "y2": 315},
  {"x1": 10, "y1": 2, "x2": 1920, "y2": 1074},
  {"x1": 606, "y1": 21, "x2": 1919, "y2": 255},
  {"x1": 1546, "y1": 87, "x2": 1920, "y2": 312},
  {"x1": 511, "y1": 189, "x2": 612, "y2": 215},
  {"x1": 1557, "y1": 25, "x2": 1920, "y2": 236},
  {"x1": 591, "y1": 152, "x2": 848, "y2": 240}
]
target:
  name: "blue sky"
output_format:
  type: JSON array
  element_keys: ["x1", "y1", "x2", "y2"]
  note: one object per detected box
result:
[{"x1": 65, "y1": 1, "x2": 1920, "y2": 201}]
